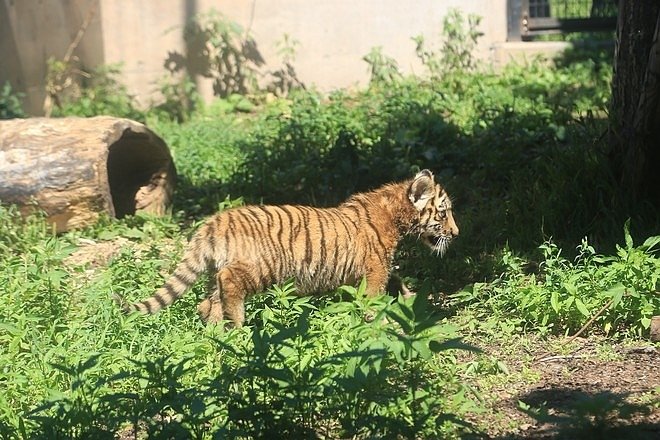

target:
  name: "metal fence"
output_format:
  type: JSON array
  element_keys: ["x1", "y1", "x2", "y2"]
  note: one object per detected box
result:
[{"x1": 508, "y1": 0, "x2": 618, "y2": 40}]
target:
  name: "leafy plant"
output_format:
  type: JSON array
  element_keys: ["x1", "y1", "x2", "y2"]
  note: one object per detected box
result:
[
  {"x1": 52, "y1": 64, "x2": 145, "y2": 121},
  {"x1": 26, "y1": 355, "x2": 119, "y2": 439},
  {"x1": 376, "y1": 292, "x2": 479, "y2": 437},
  {"x1": 363, "y1": 46, "x2": 402, "y2": 85},
  {"x1": 413, "y1": 8, "x2": 483, "y2": 77},
  {"x1": 439, "y1": 9, "x2": 483, "y2": 72},
  {"x1": 453, "y1": 223, "x2": 660, "y2": 337},
  {"x1": 266, "y1": 33, "x2": 305, "y2": 97},
  {"x1": 182, "y1": 9, "x2": 263, "y2": 97},
  {"x1": 151, "y1": 72, "x2": 201, "y2": 122},
  {"x1": 43, "y1": 55, "x2": 89, "y2": 117},
  {"x1": 0, "y1": 81, "x2": 25, "y2": 119},
  {"x1": 11, "y1": 278, "x2": 476, "y2": 438}
]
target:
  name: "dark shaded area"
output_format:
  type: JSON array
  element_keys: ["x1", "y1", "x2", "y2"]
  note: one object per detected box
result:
[
  {"x1": 481, "y1": 344, "x2": 660, "y2": 440},
  {"x1": 107, "y1": 130, "x2": 176, "y2": 218},
  {"x1": 608, "y1": 1, "x2": 660, "y2": 204},
  {"x1": 0, "y1": 2, "x2": 22, "y2": 91},
  {"x1": 506, "y1": 389, "x2": 659, "y2": 439},
  {"x1": 226, "y1": 95, "x2": 462, "y2": 208}
]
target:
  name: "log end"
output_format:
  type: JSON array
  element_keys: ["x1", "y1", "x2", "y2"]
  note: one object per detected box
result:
[{"x1": 105, "y1": 121, "x2": 177, "y2": 220}]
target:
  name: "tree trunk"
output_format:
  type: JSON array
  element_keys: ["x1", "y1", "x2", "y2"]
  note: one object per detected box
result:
[
  {"x1": 609, "y1": 1, "x2": 660, "y2": 203},
  {"x1": 0, "y1": 116, "x2": 176, "y2": 232}
]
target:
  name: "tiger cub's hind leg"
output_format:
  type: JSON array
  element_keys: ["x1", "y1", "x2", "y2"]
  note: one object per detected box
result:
[
  {"x1": 197, "y1": 269, "x2": 225, "y2": 324},
  {"x1": 217, "y1": 266, "x2": 250, "y2": 328},
  {"x1": 197, "y1": 293, "x2": 224, "y2": 323}
]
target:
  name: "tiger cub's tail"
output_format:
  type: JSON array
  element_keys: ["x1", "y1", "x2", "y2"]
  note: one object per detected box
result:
[{"x1": 116, "y1": 227, "x2": 215, "y2": 316}]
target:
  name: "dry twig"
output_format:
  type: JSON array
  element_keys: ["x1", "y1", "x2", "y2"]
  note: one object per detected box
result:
[
  {"x1": 43, "y1": 4, "x2": 97, "y2": 116},
  {"x1": 533, "y1": 297, "x2": 616, "y2": 363}
]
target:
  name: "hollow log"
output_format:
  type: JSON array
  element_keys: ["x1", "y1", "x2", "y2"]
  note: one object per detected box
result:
[{"x1": 0, "y1": 116, "x2": 176, "y2": 232}]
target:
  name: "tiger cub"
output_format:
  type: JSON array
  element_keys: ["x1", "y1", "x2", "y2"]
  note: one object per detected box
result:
[{"x1": 119, "y1": 169, "x2": 458, "y2": 327}]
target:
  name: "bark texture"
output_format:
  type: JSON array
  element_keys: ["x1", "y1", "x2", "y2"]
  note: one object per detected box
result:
[
  {"x1": 0, "y1": 116, "x2": 176, "y2": 232},
  {"x1": 609, "y1": 1, "x2": 660, "y2": 203}
]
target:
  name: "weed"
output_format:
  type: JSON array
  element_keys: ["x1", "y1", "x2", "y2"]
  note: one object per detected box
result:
[
  {"x1": 266, "y1": 33, "x2": 305, "y2": 97},
  {"x1": 413, "y1": 8, "x2": 483, "y2": 77},
  {"x1": 363, "y1": 46, "x2": 402, "y2": 85},
  {"x1": 10, "y1": 274, "x2": 477, "y2": 438},
  {"x1": 51, "y1": 64, "x2": 145, "y2": 122},
  {"x1": 452, "y1": 223, "x2": 659, "y2": 337},
  {"x1": 182, "y1": 9, "x2": 263, "y2": 98},
  {"x1": 152, "y1": 72, "x2": 201, "y2": 122},
  {"x1": 0, "y1": 81, "x2": 25, "y2": 119}
]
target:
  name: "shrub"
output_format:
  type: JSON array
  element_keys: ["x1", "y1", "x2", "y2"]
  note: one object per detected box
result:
[
  {"x1": 452, "y1": 223, "x2": 660, "y2": 337},
  {"x1": 0, "y1": 81, "x2": 25, "y2": 119},
  {"x1": 151, "y1": 73, "x2": 201, "y2": 122},
  {"x1": 363, "y1": 46, "x2": 402, "y2": 85},
  {"x1": 52, "y1": 64, "x2": 145, "y2": 121},
  {"x1": 413, "y1": 8, "x2": 483, "y2": 77},
  {"x1": 182, "y1": 9, "x2": 262, "y2": 98}
]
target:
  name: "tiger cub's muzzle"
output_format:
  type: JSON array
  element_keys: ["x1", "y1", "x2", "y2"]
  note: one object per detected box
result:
[{"x1": 422, "y1": 232, "x2": 454, "y2": 256}]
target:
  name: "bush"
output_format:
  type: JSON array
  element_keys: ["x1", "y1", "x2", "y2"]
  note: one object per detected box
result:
[
  {"x1": 51, "y1": 64, "x2": 145, "y2": 122},
  {"x1": 452, "y1": 223, "x2": 660, "y2": 337},
  {"x1": 0, "y1": 81, "x2": 25, "y2": 119}
]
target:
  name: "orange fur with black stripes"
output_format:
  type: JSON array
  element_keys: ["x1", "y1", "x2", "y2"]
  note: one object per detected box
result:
[{"x1": 119, "y1": 170, "x2": 458, "y2": 326}]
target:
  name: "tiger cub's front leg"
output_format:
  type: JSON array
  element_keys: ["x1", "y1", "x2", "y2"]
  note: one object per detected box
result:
[{"x1": 364, "y1": 265, "x2": 390, "y2": 297}]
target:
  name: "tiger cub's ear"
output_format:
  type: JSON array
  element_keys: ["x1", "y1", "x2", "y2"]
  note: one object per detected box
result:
[{"x1": 409, "y1": 170, "x2": 435, "y2": 211}]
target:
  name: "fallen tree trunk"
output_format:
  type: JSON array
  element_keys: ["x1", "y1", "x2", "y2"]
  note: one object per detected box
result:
[{"x1": 0, "y1": 116, "x2": 176, "y2": 232}]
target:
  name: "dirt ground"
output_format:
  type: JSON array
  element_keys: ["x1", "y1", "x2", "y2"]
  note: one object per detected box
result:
[{"x1": 473, "y1": 337, "x2": 660, "y2": 439}]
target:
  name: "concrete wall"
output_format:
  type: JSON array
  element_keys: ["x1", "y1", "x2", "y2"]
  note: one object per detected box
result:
[
  {"x1": 2, "y1": 0, "x2": 508, "y2": 114},
  {"x1": 1, "y1": 0, "x2": 103, "y2": 114}
]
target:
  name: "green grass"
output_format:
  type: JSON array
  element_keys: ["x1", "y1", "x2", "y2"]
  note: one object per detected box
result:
[
  {"x1": 1, "y1": 43, "x2": 659, "y2": 437},
  {"x1": 0, "y1": 212, "x2": 473, "y2": 437}
]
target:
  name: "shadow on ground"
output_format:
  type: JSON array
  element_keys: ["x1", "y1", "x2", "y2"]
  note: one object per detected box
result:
[{"x1": 505, "y1": 388, "x2": 659, "y2": 439}]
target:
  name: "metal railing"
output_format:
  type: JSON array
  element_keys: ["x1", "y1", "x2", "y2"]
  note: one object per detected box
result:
[{"x1": 508, "y1": 0, "x2": 617, "y2": 41}]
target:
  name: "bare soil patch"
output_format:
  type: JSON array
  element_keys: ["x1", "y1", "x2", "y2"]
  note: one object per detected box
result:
[
  {"x1": 473, "y1": 337, "x2": 660, "y2": 439},
  {"x1": 64, "y1": 237, "x2": 132, "y2": 269}
]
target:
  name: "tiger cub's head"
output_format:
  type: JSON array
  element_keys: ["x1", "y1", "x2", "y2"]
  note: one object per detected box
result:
[{"x1": 408, "y1": 170, "x2": 459, "y2": 256}]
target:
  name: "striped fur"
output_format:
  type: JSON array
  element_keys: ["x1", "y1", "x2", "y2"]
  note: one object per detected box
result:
[{"x1": 120, "y1": 169, "x2": 458, "y2": 326}]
